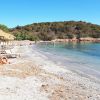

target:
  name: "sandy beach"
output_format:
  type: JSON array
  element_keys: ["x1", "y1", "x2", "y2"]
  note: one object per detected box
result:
[{"x1": 0, "y1": 43, "x2": 100, "y2": 100}]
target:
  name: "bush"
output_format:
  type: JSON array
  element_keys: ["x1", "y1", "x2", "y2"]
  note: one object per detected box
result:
[
  {"x1": 0, "y1": 24, "x2": 9, "y2": 32},
  {"x1": 66, "y1": 33, "x2": 74, "y2": 39}
]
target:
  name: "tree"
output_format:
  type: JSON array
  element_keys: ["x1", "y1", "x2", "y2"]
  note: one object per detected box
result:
[
  {"x1": 66, "y1": 33, "x2": 74, "y2": 39},
  {"x1": 10, "y1": 21, "x2": 100, "y2": 41},
  {"x1": 0, "y1": 24, "x2": 9, "y2": 32}
]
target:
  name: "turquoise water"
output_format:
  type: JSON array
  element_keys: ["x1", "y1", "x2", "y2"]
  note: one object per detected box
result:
[{"x1": 35, "y1": 42, "x2": 100, "y2": 79}]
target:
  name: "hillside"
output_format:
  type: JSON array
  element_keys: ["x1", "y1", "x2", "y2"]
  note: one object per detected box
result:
[{"x1": 6, "y1": 21, "x2": 100, "y2": 41}]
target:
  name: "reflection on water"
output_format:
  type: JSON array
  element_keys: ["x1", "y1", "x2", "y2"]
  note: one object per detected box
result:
[
  {"x1": 37, "y1": 42, "x2": 100, "y2": 58},
  {"x1": 35, "y1": 42, "x2": 100, "y2": 79}
]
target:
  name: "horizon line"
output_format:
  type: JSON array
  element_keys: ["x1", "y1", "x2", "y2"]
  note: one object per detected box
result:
[{"x1": 1, "y1": 20, "x2": 100, "y2": 28}]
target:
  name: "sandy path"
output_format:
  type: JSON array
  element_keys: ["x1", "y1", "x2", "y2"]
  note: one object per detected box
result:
[{"x1": 0, "y1": 45, "x2": 100, "y2": 100}]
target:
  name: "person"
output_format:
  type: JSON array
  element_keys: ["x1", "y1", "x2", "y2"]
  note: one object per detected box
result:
[{"x1": 0, "y1": 57, "x2": 8, "y2": 64}]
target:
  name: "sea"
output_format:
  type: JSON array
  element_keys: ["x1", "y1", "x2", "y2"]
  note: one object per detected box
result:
[{"x1": 34, "y1": 42, "x2": 100, "y2": 80}]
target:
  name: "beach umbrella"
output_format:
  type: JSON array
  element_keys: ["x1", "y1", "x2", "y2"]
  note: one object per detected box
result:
[{"x1": 0, "y1": 29, "x2": 15, "y2": 41}]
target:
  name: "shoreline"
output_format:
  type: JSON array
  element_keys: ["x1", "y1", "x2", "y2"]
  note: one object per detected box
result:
[
  {"x1": 1, "y1": 38, "x2": 100, "y2": 48},
  {"x1": 35, "y1": 47, "x2": 100, "y2": 81},
  {"x1": 0, "y1": 44, "x2": 100, "y2": 99},
  {"x1": 37, "y1": 38, "x2": 100, "y2": 43}
]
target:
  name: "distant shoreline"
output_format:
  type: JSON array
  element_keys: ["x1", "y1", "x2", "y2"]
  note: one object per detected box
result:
[
  {"x1": 1, "y1": 37, "x2": 100, "y2": 47},
  {"x1": 36, "y1": 38, "x2": 100, "y2": 44}
]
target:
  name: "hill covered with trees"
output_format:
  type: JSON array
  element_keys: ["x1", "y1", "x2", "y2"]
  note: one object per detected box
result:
[{"x1": 2, "y1": 21, "x2": 100, "y2": 41}]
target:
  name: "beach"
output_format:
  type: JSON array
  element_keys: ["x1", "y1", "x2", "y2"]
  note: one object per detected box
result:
[{"x1": 0, "y1": 43, "x2": 100, "y2": 100}]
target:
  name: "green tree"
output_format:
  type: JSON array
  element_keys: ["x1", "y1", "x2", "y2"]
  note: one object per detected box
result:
[{"x1": 0, "y1": 24, "x2": 9, "y2": 32}]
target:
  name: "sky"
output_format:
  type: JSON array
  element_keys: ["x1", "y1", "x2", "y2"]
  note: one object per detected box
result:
[{"x1": 0, "y1": 0, "x2": 100, "y2": 28}]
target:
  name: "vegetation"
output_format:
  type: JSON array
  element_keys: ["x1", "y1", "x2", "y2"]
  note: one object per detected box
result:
[
  {"x1": 0, "y1": 24, "x2": 9, "y2": 32},
  {"x1": 6, "y1": 21, "x2": 100, "y2": 41}
]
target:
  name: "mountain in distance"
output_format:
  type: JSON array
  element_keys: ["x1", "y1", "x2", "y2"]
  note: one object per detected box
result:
[{"x1": 1, "y1": 21, "x2": 100, "y2": 41}]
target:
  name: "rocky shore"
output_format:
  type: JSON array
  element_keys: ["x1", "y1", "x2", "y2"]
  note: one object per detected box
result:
[{"x1": 51, "y1": 38, "x2": 100, "y2": 42}]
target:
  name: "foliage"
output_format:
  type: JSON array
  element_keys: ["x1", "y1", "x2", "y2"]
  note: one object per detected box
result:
[
  {"x1": 10, "y1": 21, "x2": 100, "y2": 41},
  {"x1": 0, "y1": 24, "x2": 9, "y2": 32},
  {"x1": 14, "y1": 32, "x2": 39, "y2": 41},
  {"x1": 66, "y1": 33, "x2": 74, "y2": 39}
]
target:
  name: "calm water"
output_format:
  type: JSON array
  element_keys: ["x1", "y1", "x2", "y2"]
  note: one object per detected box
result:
[{"x1": 35, "y1": 42, "x2": 100, "y2": 79}]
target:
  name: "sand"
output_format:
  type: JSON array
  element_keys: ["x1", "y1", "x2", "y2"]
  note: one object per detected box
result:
[{"x1": 0, "y1": 44, "x2": 100, "y2": 100}]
